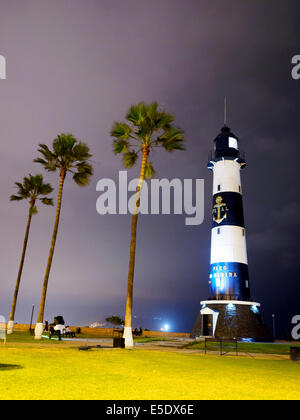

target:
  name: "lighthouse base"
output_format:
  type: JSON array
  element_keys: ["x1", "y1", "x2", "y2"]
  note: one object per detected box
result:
[{"x1": 192, "y1": 300, "x2": 272, "y2": 342}]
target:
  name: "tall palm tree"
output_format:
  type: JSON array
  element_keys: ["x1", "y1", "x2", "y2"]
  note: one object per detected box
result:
[
  {"x1": 111, "y1": 102, "x2": 186, "y2": 347},
  {"x1": 33, "y1": 133, "x2": 93, "y2": 339},
  {"x1": 8, "y1": 174, "x2": 53, "y2": 334}
]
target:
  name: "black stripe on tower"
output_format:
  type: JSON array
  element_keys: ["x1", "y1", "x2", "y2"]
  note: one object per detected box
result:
[{"x1": 212, "y1": 192, "x2": 245, "y2": 228}]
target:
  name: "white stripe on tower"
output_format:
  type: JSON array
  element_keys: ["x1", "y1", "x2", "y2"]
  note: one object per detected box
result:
[
  {"x1": 211, "y1": 226, "x2": 248, "y2": 264},
  {"x1": 212, "y1": 159, "x2": 242, "y2": 195}
]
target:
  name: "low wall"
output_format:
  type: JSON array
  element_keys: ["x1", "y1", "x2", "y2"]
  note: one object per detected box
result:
[{"x1": 12, "y1": 323, "x2": 190, "y2": 338}]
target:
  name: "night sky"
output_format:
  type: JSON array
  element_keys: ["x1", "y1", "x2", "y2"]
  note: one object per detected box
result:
[{"x1": 0, "y1": 0, "x2": 299, "y2": 337}]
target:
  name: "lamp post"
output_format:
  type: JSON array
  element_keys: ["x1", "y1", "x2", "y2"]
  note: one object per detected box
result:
[
  {"x1": 272, "y1": 314, "x2": 276, "y2": 341},
  {"x1": 29, "y1": 304, "x2": 35, "y2": 335}
]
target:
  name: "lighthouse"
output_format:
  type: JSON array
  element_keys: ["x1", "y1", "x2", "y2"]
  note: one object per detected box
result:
[
  {"x1": 192, "y1": 125, "x2": 271, "y2": 341},
  {"x1": 208, "y1": 125, "x2": 249, "y2": 301}
]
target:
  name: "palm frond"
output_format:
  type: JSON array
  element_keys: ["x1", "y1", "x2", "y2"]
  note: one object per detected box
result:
[
  {"x1": 40, "y1": 197, "x2": 54, "y2": 206},
  {"x1": 123, "y1": 151, "x2": 138, "y2": 168},
  {"x1": 37, "y1": 144, "x2": 56, "y2": 161},
  {"x1": 33, "y1": 158, "x2": 48, "y2": 166},
  {"x1": 136, "y1": 124, "x2": 150, "y2": 141},
  {"x1": 73, "y1": 142, "x2": 92, "y2": 161},
  {"x1": 38, "y1": 183, "x2": 54, "y2": 195},
  {"x1": 153, "y1": 111, "x2": 174, "y2": 130},
  {"x1": 53, "y1": 134, "x2": 76, "y2": 158},
  {"x1": 126, "y1": 102, "x2": 146, "y2": 126},
  {"x1": 10, "y1": 194, "x2": 23, "y2": 201},
  {"x1": 146, "y1": 102, "x2": 159, "y2": 118},
  {"x1": 72, "y1": 171, "x2": 91, "y2": 186},
  {"x1": 34, "y1": 155, "x2": 58, "y2": 172},
  {"x1": 113, "y1": 139, "x2": 129, "y2": 155},
  {"x1": 157, "y1": 126, "x2": 185, "y2": 151},
  {"x1": 111, "y1": 122, "x2": 132, "y2": 140},
  {"x1": 75, "y1": 161, "x2": 93, "y2": 175},
  {"x1": 14, "y1": 182, "x2": 30, "y2": 199}
]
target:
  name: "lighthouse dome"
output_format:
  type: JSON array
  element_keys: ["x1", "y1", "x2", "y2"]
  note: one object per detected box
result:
[
  {"x1": 208, "y1": 125, "x2": 246, "y2": 170},
  {"x1": 214, "y1": 126, "x2": 239, "y2": 159}
]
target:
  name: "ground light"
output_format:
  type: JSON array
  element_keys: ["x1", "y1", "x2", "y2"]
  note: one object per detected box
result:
[{"x1": 160, "y1": 324, "x2": 169, "y2": 331}]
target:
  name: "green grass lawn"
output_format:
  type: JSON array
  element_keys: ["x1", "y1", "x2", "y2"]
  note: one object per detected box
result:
[
  {"x1": 0, "y1": 334, "x2": 300, "y2": 400},
  {"x1": 4, "y1": 331, "x2": 63, "y2": 344}
]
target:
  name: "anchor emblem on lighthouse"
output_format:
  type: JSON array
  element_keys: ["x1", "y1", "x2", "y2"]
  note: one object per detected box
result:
[{"x1": 212, "y1": 195, "x2": 228, "y2": 224}]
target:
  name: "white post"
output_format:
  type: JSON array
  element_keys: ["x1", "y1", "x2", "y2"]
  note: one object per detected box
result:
[
  {"x1": 123, "y1": 326, "x2": 134, "y2": 348},
  {"x1": 34, "y1": 323, "x2": 44, "y2": 340},
  {"x1": 0, "y1": 315, "x2": 6, "y2": 344},
  {"x1": 7, "y1": 320, "x2": 14, "y2": 335}
]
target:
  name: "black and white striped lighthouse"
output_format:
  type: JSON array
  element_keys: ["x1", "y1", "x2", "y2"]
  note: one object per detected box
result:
[
  {"x1": 207, "y1": 125, "x2": 249, "y2": 301},
  {"x1": 192, "y1": 124, "x2": 271, "y2": 342}
]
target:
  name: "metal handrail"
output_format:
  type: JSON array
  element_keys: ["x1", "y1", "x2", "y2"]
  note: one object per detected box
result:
[
  {"x1": 208, "y1": 150, "x2": 246, "y2": 162},
  {"x1": 207, "y1": 295, "x2": 249, "y2": 301},
  {"x1": 204, "y1": 337, "x2": 238, "y2": 356}
]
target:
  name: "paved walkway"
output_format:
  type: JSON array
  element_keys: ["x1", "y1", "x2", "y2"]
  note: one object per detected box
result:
[
  {"x1": 141, "y1": 344, "x2": 289, "y2": 360},
  {"x1": 61, "y1": 337, "x2": 290, "y2": 360}
]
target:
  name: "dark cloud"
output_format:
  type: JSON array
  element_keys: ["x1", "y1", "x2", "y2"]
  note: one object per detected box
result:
[{"x1": 0, "y1": 0, "x2": 299, "y2": 336}]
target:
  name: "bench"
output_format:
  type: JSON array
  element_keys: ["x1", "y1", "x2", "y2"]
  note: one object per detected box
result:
[
  {"x1": 49, "y1": 326, "x2": 76, "y2": 340},
  {"x1": 133, "y1": 330, "x2": 143, "y2": 337},
  {"x1": 112, "y1": 329, "x2": 143, "y2": 337}
]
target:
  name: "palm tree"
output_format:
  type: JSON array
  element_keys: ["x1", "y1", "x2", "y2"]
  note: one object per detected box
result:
[
  {"x1": 33, "y1": 133, "x2": 93, "y2": 339},
  {"x1": 8, "y1": 174, "x2": 53, "y2": 334},
  {"x1": 111, "y1": 102, "x2": 186, "y2": 347}
]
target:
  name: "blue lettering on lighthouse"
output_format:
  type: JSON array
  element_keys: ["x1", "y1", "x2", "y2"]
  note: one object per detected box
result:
[{"x1": 209, "y1": 262, "x2": 250, "y2": 300}]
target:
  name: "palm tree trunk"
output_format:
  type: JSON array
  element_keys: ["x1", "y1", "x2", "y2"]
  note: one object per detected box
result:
[
  {"x1": 7, "y1": 203, "x2": 34, "y2": 334},
  {"x1": 123, "y1": 146, "x2": 149, "y2": 348},
  {"x1": 35, "y1": 170, "x2": 66, "y2": 339}
]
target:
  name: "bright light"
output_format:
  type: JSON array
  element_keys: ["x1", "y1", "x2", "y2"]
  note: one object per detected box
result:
[
  {"x1": 160, "y1": 324, "x2": 169, "y2": 331},
  {"x1": 227, "y1": 303, "x2": 236, "y2": 310},
  {"x1": 251, "y1": 305, "x2": 259, "y2": 314},
  {"x1": 228, "y1": 136, "x2": 238, "y2": 149}
]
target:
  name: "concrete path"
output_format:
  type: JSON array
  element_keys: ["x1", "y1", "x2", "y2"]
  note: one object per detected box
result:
[
  {"x1": 135, "y1": 339, "x2": 290, "y2": 360},
  {"x1": 56, "y1": 337, "x2": 290, "y2": 360}
]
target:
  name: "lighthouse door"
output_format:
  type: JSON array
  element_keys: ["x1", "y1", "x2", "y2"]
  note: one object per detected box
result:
[{"x1": 202, "y1": 314, "x2": 213, "y2": 336}]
